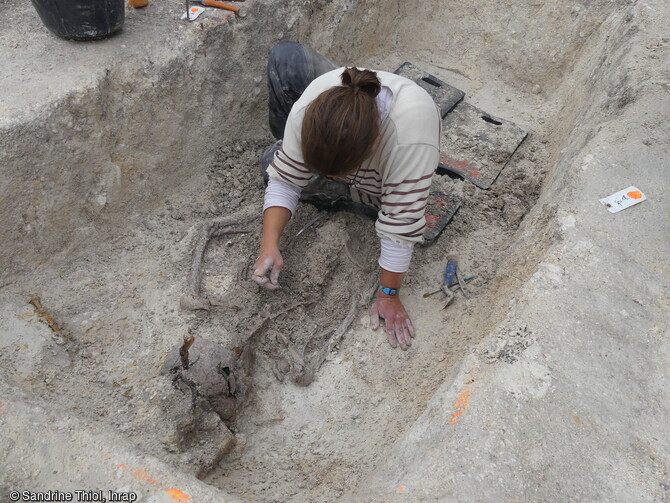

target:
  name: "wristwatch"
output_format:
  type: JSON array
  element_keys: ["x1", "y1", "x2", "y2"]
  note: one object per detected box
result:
[{"x1": 378, "y1": 285, "x2": 399, "y2": 296}]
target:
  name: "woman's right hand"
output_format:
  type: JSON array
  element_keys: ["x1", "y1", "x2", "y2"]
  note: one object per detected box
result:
[
  {"x1": 253, "y1": 206, "x2": 291, "y2": 290},
  {"x1": 252, "y1": 246, "x2": 284, "y2": 290}
]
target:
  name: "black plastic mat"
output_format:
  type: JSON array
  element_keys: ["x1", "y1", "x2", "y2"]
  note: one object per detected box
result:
[
  {"x1": 438, "y1": 102, "x2": 527, "y2": 189},
  {"x1": 394, "y1": 62, "x2": 465, "y2": 118},
  {"x1": 421, "y1": 191, "x2": 460, "y2": 246},
  {"x1": 394, "y1": 62, "x2": 528, "y2": 189}
]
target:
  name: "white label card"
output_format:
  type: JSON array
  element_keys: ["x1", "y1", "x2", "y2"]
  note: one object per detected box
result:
[
  {"x1": 599, "y1": 186, "x2": 646, "y2": 213},
  {"x1": 181, "y1": 6, "x2": 205, "y2": 20}
]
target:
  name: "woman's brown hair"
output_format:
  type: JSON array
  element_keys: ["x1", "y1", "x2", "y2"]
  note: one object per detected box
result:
[{"x1": 301, "y1": 67, "x2": 382, "y2": 177}]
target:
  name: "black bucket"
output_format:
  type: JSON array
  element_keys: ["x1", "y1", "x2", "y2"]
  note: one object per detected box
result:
[{"x1": 31, "y1": 0, "x2": 125, "y2": 41}]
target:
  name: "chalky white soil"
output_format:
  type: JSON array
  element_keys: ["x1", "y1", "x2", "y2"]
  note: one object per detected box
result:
[{"x1": 1, "y1": 0, "x2": 668, "y2": 501}]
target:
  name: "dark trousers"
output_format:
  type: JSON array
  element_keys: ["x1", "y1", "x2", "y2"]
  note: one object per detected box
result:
[{"x1": 267, "y1": 41, "x2": 337, "y2": 140}]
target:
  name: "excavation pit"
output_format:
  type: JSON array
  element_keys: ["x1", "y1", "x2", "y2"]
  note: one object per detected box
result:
[{"x1": 2, "y1": 0, "x2": 669, "y2": 501}]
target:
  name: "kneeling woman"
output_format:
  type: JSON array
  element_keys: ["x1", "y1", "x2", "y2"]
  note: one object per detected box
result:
[{"x1": 252, "y1": 41, "x2": 441, "y2": 351}]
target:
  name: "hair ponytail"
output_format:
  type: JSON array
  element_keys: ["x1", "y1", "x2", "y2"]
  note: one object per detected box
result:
[
  {"x1": 340, "y1": 67, "x2": 381, "y2": 98},
  {"x1": 301, "y1": 67, "x2": 382, "y2": 176}
]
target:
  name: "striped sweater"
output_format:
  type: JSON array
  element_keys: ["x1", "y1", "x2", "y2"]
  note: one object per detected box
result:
[{"x1": 267, "y1": 67, "x2": 441, "y2": 245}]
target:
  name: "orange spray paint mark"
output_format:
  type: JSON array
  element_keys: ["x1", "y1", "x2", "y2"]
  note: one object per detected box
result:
[
  {"x1": 118, "y1": 464, "x2": 190, "y2": 501},
  {"x1": 164, "y1": 488, "x2": 192, "y2": 502},
  {"x1": 627, "y1": 190, "x2": 643, "y2": 199},
  {"x1": 450, "y1": 382, "x2": 473, "y2": 425},
  {"x1": 131, "y1": 469, "x2": 158, "y2": 485}
]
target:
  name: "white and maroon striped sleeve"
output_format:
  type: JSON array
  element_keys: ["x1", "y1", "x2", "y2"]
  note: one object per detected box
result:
[{"x1": 376, "y1": 143, "x2": 439, "y2": 244}]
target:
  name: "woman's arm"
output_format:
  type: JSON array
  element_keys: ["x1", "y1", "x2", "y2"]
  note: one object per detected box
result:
[{"x1": 252, "y1": 206, "x2": 292, "y2": 290}]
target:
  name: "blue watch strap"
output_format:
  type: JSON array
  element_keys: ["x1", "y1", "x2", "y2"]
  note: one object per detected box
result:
[{"x1": 378, "y1": 286, "x2": 399, "y2": 296}]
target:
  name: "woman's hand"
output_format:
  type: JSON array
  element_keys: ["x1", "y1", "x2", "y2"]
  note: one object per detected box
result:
[
  {"x1": 252, "y1": 246, "x2": 284, "y2": 290},
  {"x1": 252, "y1": 206, "x2": 291, "y2": 290},
  {"x1": 370, "y1": 293, "x2": 415, "y2": 350}
]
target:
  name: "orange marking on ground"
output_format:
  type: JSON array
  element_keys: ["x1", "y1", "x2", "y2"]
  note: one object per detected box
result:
[
  {"x1": 119, "y1": 465, "x2": 189, "y2": 501},
  {"x1": 450, "y1": 382, "x2": 473, "y2": 425},
  {"x1": 455, "y1": 388, "x2": 471, "y2": 399},
  {"x1": 627, "y1": 190, "x2": 643, "y2": 199},
  {"x1": 164, "y1": 488, "x2": 192, "y2": 502},
  {"x1": 131, "y1": 469, "x2": 158, "y2": 485}
]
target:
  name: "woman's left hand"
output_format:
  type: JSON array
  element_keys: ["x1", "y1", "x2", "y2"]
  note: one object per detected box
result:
[{"x1": 370, "y1": 294, "x2": 415, "y2": 350}]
